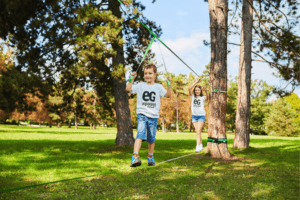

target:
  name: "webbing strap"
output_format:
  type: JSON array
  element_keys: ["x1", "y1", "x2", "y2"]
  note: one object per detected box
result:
[
  {"x1": 207, "y1": 137, "x2": 227, "y2": 143},
  {"x1": 210, "y1": 90, "x2": 227, "y2": 93},
  {"x1": 128, "y1": 36, "x2": 155, "y2": 83},
  {"x1": 118, "y1": 0, "x2": 199, "y2": 77}
]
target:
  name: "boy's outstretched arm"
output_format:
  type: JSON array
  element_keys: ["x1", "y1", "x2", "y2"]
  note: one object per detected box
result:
[
  {"x1": 165, "y1": 77, "x2": 172, "y2": 98},
  {"x1": 125, "y1": 72, "x2": 137, "y2": 92}
]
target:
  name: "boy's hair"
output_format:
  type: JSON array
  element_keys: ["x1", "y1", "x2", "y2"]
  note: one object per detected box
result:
[
  {"x1": 194, "y1": 85, "x2": 204, "y2": 97},
  {"x1": 144, "y1": 63, "x2": 157, "y2": 73}
]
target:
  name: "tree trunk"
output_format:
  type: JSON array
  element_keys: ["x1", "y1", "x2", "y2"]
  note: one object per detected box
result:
[
  {"x1": 110, "y1": 0, "x2": 135, "y2": 147},
  {"x1": 176, "y1": 99, "x2": 179, "y2": 133},
  {"x1": 162, "y1": 119, "x2": 165, "y2": 133},
  {"x1": 207, "y1": 0, "x2": 231, "y2": 159},
  {"x1": 93, "y1": 93, "x2": 96, "y2": 130},
  {"x1": 68, "y1": 120, "x2": 71, "y2": 128},
  {"x1": 233, "y1": 0, "x2": 253, "y2": 149},
  {"x1": 75, "y1": 107, "x2": 78, "y2": 129},
  {"x1": 49, "y1": 122, "x2": 52, "y2": 128}
]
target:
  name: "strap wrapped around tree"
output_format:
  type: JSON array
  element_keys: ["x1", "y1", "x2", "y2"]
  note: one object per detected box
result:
[{"x1": 207, "y1": 137, "x2": 227, "y2": 144}]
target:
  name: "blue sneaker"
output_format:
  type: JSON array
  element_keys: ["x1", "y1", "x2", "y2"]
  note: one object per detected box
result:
[
  {"x1": 147, "y1": 156, "x2": 155, "y2": 166},
  {"x1": 130, "y1": 156, "x2": 141, "y2": 167}
]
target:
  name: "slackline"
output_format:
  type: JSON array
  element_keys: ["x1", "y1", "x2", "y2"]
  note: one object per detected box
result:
[{"x1": 0, "y1": 151, "x2": 199, "y2": 194}]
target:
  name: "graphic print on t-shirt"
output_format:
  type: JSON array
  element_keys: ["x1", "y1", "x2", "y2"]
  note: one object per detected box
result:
[
  {"x1": 142, "y1": 91, "x2": 156, "y2": 108},
  {"x1": 191, "y1": 94, "x2": 206, "y2": 116},
  {"x1": 193, "y1": 98, "x2": 201, "y2": 107},
  {"x1": 131, "y1": 82, "x2": 167, "y2": 118}
]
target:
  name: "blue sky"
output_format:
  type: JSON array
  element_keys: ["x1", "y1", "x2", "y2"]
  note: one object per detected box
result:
[{"x1": 125, "y1": 0, "x2": 300, "y2": 98}]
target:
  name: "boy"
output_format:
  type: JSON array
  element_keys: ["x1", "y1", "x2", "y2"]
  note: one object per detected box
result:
[{"x1": 126, "y1": 63, "x2": 172, "y2": 167}]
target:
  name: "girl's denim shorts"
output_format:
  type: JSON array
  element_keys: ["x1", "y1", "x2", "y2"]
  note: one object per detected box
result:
[{"x1": 192, "y1": 115, "x2": 205, "y2": 123}]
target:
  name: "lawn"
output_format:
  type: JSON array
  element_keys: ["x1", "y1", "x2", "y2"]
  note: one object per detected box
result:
[{"x1": 0, "y1": 125, "x2": 299, "y2": 199}]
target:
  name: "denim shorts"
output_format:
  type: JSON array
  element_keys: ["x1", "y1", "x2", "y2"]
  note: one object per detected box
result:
[
  {"x1": 192, "y1": 115, "x2": 205, "y2": 123},
  {"x1": 136, "y1": 114, "x2": 158, "y2": 143}
]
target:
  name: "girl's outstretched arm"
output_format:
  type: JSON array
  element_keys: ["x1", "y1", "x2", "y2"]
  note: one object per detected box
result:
[
  {"x1": 189, "y1": 78, "x2": 201, "y2": 96},
  {"x1": 204, "y1": 86, "x2": 209, "y2": 101}
]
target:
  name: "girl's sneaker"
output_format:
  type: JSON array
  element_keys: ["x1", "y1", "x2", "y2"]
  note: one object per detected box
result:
[
  {"x1": 130, "y1": 156, "x2": 141, "y2": 167},
  {"x1": 147, "y1": 156, "x2": 155, "y2": 166},
  {"x1": 195, "y1": 144, "x2": 203, "y2": 153}
]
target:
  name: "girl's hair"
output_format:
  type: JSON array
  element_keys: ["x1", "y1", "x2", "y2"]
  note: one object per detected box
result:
[
  {"x1": 144, "y1": 63, "x2": 157, "y2": 73},
  {"x1": 194, "y1": 85, "x2": 203, "y2": 97}
]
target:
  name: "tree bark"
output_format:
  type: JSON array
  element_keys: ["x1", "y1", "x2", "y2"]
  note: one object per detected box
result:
[
  {"x1": 176, "y1": 98, "x2": 179, "y2": 133},
  {"x1": 207, "y1": 0, "x2": 231, "y2": 159},
  {"x1": 110, "y1": 0, "x2": 135, "y2": 147},
  {"x1": 162, "y1": 119, "x2": 165, "y2": 133},
  {"x1": 234, "y1": 0, "x2": 253, "y2": 149},
  {"x1": 93, "y1": 94, "x2": 96, "y2": 130},
  {"x1": 75, "y1": 107, "x2": 78, "y2": 129}
]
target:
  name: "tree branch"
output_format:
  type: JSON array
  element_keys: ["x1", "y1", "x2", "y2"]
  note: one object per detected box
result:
[
  {"x1": 245, "y1": 0, "x2": 298, "y2": 55},
  {"x1": 264, "y1": 0, "x2": 290, "y2": 30}
]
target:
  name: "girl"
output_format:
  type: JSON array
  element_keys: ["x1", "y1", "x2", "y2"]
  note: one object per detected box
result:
[{"x1": 189, "y1": 78, "x2": 208, "y2": 153}]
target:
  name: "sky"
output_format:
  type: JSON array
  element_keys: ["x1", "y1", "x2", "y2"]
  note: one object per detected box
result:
[{"x1": 124, "y1": 0, "x2": 300, "y2": 99}]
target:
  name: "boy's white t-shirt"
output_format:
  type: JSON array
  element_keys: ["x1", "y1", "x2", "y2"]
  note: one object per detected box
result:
[
  {"x1": 131, "y1": 82, "x2": 167, "y2": 118},
  {"x1": 191, "y1": 94, "x2": 206, "y2": 116}
]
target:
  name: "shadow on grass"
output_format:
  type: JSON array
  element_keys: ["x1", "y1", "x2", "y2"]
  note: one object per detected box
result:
[{"x1": 0, "y1": 137, "x2": 299, "y2": 199}]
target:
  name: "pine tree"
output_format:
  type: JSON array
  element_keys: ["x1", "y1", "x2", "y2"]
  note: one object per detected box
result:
[
  {"x1": 233, "y1": 0, "x2": 253, "y2": 149},
  {"x1": 207, "y1": 0, "x2": 231, "y2": 159}
]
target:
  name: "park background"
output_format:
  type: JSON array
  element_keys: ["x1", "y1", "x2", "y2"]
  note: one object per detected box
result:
[{"x1": 0, "y1": 0, "x2": 299, "y2": 199}]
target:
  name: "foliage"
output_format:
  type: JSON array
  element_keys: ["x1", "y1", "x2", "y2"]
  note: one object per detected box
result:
[
  {"x1": 26, "y1": 93, "x2": 50, "y2": 126},
  {"x1": 0, "y1": 0, "x2": 56, "y2": 40},
  {"x1": 128, "y1": 93, "x2": 137, "y2": 127},
  {"x1": 284, "y1": 92, "x2": 300, "y2": 123},
  {"x1": 0, "y1": 40, "x2": 51, "y2": 113},
  {"x1": 225, "y1": 77, "x2": 275, "y2": 134},
  {"x1": 48, "y1": 91, "x2": 66, "y2": 127},
  {"x1": 226, "y1": 76, "x2": 238, "y2": 131},
  {"x1": 250, "y1": 79, "x2": 274, "y2": 134},
  {"x1": 264, "y1": 98, "x2": 299, "y2": 136}
]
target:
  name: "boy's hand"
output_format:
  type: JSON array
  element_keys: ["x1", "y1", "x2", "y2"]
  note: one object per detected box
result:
[{"x1": 131, "y1": 72, "x2": 137, "y2": 79}]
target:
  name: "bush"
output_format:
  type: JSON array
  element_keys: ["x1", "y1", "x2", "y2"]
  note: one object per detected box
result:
[{"x1": 264, "y1": 98, "x2": 299, "y2": 136}]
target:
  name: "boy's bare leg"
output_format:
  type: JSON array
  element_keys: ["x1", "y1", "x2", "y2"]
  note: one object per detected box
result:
[
  {"x1": 133, "y1": 139, "x2": 143, "y2": 156},
  {"x1": 148, "y1": 142, "x2": 155, "y2": 157}
]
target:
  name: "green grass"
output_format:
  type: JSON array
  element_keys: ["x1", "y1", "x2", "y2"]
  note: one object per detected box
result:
[{"x1": 0, "y1": 125, "x2": 299, "y2": 199}]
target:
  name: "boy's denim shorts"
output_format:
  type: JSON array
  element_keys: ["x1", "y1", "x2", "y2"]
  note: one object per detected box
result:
[
  {"x1": 192, "y1": 115, "x2": 205, "y2": 123},
  {"x1": 136, "y1": 114, "x2": 158, "y2": 143}
]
